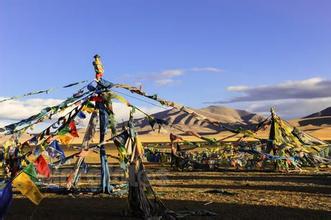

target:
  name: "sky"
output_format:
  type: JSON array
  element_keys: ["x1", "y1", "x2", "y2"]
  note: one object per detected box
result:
[{"x1": 0, "y1": 0, "x2": 331, "y2": 126}]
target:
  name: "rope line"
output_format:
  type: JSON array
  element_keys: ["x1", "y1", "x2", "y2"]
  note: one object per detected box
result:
[{"x1": 0, "y1": 80, "x2": 89, "y2": 103}]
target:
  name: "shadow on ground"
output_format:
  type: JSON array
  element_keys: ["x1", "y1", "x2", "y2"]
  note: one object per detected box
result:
[
  {"x1": 6, "y1": 197, "x2": 331, "y2": 220},
  {"x1": 150, "y1": 174, "x2": 331, "y2": 186}
]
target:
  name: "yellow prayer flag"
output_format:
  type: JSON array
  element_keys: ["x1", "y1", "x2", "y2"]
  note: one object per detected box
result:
[
  {"x1": 135, "y1": 136, "x2": 144, "y2": 156},
  {"x1": 81, "y1": 105, "x2": 94, "y2": 113},
  {"x1": 112, "y1": 93, "x2": 129, "y2": 105},
  {"x1": 12, "y1": 172, "x2": 43, "y2": 205},
  {"x1": 3, "y1": 139, "x2": 14, "y2": 150},
  {"x1": 57, "y1": 135, "x2": 73, "y2": 145}
]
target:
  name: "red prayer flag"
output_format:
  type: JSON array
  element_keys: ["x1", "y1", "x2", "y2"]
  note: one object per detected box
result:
[
  {"x1": 69, "y1": 121, "x2": 79, "y2": 138},
  {"x1": 34, "y1": 155, "x2": 51, "y2": 178},
  {"x1": 89, "y1": 96, "x2": 103, "y2": 103}
]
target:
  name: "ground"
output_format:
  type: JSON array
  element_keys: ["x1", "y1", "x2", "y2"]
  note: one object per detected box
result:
[{"x1": 5, "y1": 163, "x2": 331, "y2": 220}]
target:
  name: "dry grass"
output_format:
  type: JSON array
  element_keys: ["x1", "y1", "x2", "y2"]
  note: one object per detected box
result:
[{"x1": 5, "y1": 162, "x2": 331, "y2": 219}]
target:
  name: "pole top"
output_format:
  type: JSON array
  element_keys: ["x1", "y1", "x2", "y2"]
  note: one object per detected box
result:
[
  {"x1": 270, "y1": 107, "x2": 276, "y2": 116},
  {"x1": 93, "y1": 54, "x2": 104, "y2": 80}
]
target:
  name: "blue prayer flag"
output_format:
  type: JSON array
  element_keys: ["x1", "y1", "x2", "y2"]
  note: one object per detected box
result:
[
  {"x1": 0, "y1": 182, "x2": 13, "y2": 219},
  {"x1": 77, "y1": 111, "x2": 86, "y2": 119},
  {"x1": 48, "y1": 140, "x2": 65, "y2": 161}
]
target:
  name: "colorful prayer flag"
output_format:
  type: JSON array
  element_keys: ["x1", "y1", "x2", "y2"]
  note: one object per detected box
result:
[
  {"x1": 69, "y1": 121, "x2": 79, "y2": 137},
  {"x1": 34, "y1": 155, "x2": 51, "y2": 178},
  {"x1": 135, "y1": 136, "x2": 144, "y2": 156},
  {"x1": 81, "y1": 101, "x2": 95, "y2": 113},
  {"x1": 12, "y1": 172, "x2": 43, "y2": 205},
  {"x1": 77, "y1": 111, "x2": 86, "y2": 119},
  {"x1": 0, "y1": 182, "x2": 12, "y2": 219},
  {"x1": 23, "y1": 163, "x2": 39, "y2": 183},
  {"x1": 57, "y1": 134, "x2": 73, "y2": 145},
  {"x1": 48, "y1": 140, "x2": 65, "y2": 159}
]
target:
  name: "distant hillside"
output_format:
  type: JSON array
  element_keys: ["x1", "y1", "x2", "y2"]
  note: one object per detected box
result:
[
  {"x1": 290, "y1": 106, "x2": 331, "y2": 127},
  {"x1": 304, "y1": 107, "x2": 331, "y2": 118},
  {"x1": 197, "y1": 105, "x2": 265, "y2": 125},
  {"x1": 125, "y1": 105, "x2": 265, "y2": 135}
]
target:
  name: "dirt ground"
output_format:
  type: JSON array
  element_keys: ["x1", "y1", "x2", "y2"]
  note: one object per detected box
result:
[{"x1": 5, "y1": 163, "x2": 331, "y2": 220}]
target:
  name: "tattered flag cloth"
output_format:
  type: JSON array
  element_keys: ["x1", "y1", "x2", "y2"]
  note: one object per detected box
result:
[
  {"x1": 69, "y1": 121, "x2": 79, "y2": 137},
  {"x1": 67, "y1": 111, "x2": 98, "y2": 190},
  {"x1": 77, "y1": 111, "x2": 86, "y2": 119},
  {"x1": 12, "y1": 172, "x2": 43, "y2": 205},
  {"x1": 23, "y1": 163, "x2": 39, "y2": 182},
  {"x1": 47, "y1": 140, "x2": 65, "y2": 160},
  {"x1": 0, "y1": 89, "x2": 92, "y2": 135},
  {"x1": 87, "y1": 78, "x2": 113, "y2": 93},
  {"x1": 113, "y1": 130, "x2": 130, "y2": 162},
  {"x1": 34, "y1": 155, "x2": 51, "y2": 178},
  {"x1": 29, "y1": 135, "x2": 38, "y2": 145},
  {"x1": 57, "y1": 135, "x2": 73, "y2": 145},
  {"x1": 2, "y1": 107, "x2": 51, "y2": 134},
  {"x1": 57, "y1": 125, "x2": 70, "y2": 136},
  {"x1": 0, "y1": 182, "x2": 12, "y2": 219},
  {"x1": 81, "y1": 101, "x2": 95, "y2": 113}
]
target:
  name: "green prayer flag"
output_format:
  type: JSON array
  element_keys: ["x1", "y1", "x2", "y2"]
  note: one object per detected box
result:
[
  {"x1": 23, "y1": 163, "x2": 38, "y2": 183},
  {"x1": 57, "y1": 125, "x2": 70, "y2": 136},
  {"x1": 85, "y1": 101, "x2": 95, "y2": 109}
]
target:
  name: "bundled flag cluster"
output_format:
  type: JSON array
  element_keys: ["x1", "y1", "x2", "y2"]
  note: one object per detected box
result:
[{"x1": 0, "y1": 154, "x2": 51, "y2": 216}]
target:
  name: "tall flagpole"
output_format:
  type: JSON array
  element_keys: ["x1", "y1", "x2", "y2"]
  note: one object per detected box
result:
[{"x1": 93, "y1": 54, "x2": 112, "y2": 193}]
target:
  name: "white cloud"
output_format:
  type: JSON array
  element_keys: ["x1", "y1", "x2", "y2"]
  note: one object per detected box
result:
[
  {"x1": 155, "y1": 78, "x2": 175, "y2": 86},
  {"x1": 227, "y1": 85, "x2": 249, "y2": 92},
  {"x1": 190, "y1": 67, "x2": 224, "y2": 73},
  {"x1": 229, "y1": 97, "x2": 331, "y2": 119},
  {"x1": 216, "y1": 77, "x2": 331, "y2": 103},
  {"x1": 0, "y1": 97, "x2": 63, "y2": 121},
  {"x1": 0, "y1": 97, "x2": 165, "y2": 128},
  {"x1": 159, "y1": 69, "x2": 184, "y2": 78},
  {"x1": 131, "y1": 66, "x2": 223, "y2": 86}
]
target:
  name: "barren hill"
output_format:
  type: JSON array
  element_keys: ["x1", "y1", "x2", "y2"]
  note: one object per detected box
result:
[
  {"x1": 304, "y1": 107, "x2": 331, "y2": 118},
  {"x1": 128, "y1": 105, "x2": 265, "y2": 135},
  {"x1": 290, "y1": 106, "x2": 331, "y2": 128}
]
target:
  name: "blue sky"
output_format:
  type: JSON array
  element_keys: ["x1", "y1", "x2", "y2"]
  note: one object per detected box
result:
[{"x1": 0, "y1": 0, "x2": 331, "y2": 122}]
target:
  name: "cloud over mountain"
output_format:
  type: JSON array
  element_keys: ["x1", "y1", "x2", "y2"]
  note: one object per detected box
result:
[{"x1": 215, "y1": 77, "x2": 331, "y2": 103}]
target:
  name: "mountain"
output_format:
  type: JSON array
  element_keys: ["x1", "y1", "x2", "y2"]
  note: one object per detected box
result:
[
  {"x1": 197, "y1": 105, "x2": 265, "y2": 124},
  {"x1": 303, "y1": 107, "x2": 331, "y2": 118},
  {"x1": 290, "y1": 106, "x2": 331, "y2": 127},
  {"x1": 126, "y1": 105, "x2": 265, "y2": 135}
]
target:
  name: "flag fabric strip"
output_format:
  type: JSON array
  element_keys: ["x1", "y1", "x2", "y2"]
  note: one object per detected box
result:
[
  {"x1": 0, "y1": 182, "x2": 13, "y2": 219},
  {"x1": 34, "y1": 155, "x2": 51, "y2": 178},
  {"x1": 12, "y1": 172, "x2": 43, "y2": 205}
]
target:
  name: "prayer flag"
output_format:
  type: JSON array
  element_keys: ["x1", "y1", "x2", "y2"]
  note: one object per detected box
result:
[
  {"x1": 23, "y1": 163, "x2": 38, "y2": 182},
  {"x1": 12, "y1": 172, "x2": 43, "y2": 205},
  {"x1": 69, "y1": 121, "x2": 79, "y2": 137},
  {"x1": 77, "y1": 111, "x2": 86, "y2": 119},
  {"x1": 57, "y1": 134, "x2": 73, "y2": 145},
  {"x1": 34, "y1": 155, "x2": 51, "y2": 178},
  {"x1": 0, "y1": 182, "x2": 12, "y2": 218}
]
